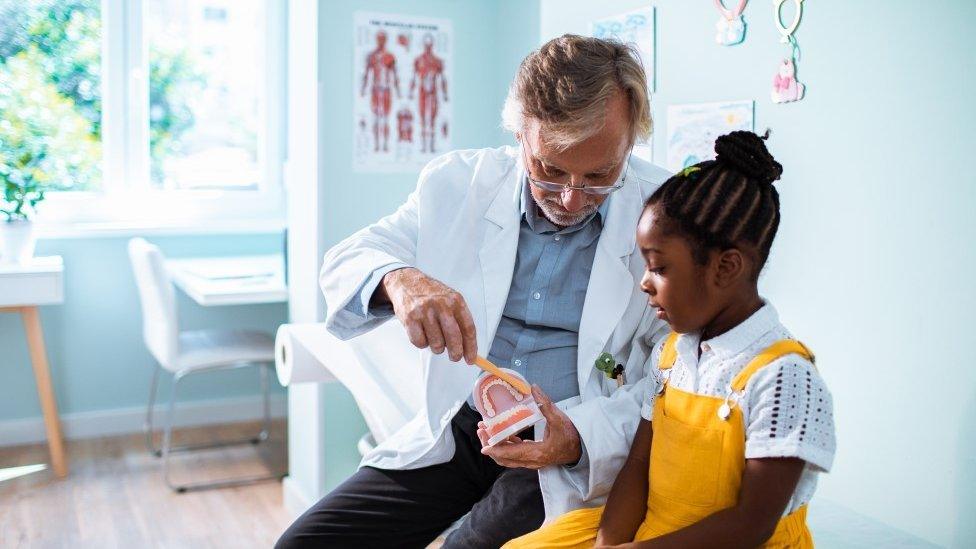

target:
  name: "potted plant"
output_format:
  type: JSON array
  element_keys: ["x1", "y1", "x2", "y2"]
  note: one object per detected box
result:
[{"x1": 1, "y1": 159, "x2": 45, "y2": 264}]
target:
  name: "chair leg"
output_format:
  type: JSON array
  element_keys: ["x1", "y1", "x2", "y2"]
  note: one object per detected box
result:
[
  {"x1": 160, "y1": 364, "x2": 283, "y2": 493},
  {"x1": 161, "y1": 371, "x2": 183, "y2": 492},
  {"x1": 146, "y1": 364, "x2": 273, "y2": 456},
  {"x1": 257, "y1": 363, "x2": 271, "y2": 443},
  {"x1": 144, "y1": 366, "x2": 162, "y2": 456}
]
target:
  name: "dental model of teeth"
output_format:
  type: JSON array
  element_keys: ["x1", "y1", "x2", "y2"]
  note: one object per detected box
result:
[
  {"x1": 472, "y1": 368, "x2": 544, "y2": 447},
  {"x1": 480, "y1": 378, "x2": 524, "y2": 416}
]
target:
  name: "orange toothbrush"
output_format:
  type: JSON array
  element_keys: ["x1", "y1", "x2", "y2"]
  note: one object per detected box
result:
[{"x1": 474, "y1": 356, "x2": 531, "y2": 395}]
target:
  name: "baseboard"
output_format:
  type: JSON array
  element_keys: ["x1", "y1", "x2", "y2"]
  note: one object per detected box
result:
[{"x1": 0, "y1": 394, "x2": 287, "y2": 447}]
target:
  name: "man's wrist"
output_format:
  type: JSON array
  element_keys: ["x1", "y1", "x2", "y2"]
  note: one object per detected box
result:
[
  {"x1": 565, "y1": 444, "x2": 583, "y2": 468},
  {"x1": 564, "y1": 422, "x2": 585, "y2": 468},
  {"x1": 371, "y1": 266, "x2": 412, "y2": 307}
]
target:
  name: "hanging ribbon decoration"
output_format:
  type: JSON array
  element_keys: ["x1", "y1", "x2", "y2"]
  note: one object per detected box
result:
[
  {"x1": 771, "y1": 0, "x2": 805, "y2": 103},
  {"x1": 714, "y1": 0, "x2": 748, "y2": 45}
]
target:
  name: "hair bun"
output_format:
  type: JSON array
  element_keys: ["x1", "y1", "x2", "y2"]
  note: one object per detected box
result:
[{"x1": 714, "y1": 130, "x2": 783, "y2": 185}]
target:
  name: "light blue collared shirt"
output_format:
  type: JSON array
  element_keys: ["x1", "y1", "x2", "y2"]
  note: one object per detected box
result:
[{"x1": 482, "y1": 180, "x2": 608, "y2": 403}]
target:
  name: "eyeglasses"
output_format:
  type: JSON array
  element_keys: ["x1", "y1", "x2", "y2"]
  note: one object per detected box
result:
[{"x1": 520, "y1": 139, "x2": 631, "y2": 196}]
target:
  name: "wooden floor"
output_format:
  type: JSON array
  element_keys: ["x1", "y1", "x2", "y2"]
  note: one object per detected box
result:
[
  {"x1": 0, "y1": 420, "x2": 291, "y2": 548},
  {"x1": 0, "y1": 420, "x2": 944, "y2": 548}
]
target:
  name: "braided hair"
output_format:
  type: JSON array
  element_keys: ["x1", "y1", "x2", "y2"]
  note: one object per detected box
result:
[{"x1": 646, "y1": 130, "x2": 783, "y2": 274}]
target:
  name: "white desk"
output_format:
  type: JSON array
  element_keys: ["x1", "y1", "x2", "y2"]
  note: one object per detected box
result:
[
  {"x1": 166, "y1": 255, "x2": 288, "y2": 307},
  {"x1": 0, "y1": 257, "x2": 67, "y2": 477}
]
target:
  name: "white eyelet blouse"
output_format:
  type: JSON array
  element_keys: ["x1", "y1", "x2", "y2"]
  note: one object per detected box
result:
[{"x1": 640, "y1": 302, "x2": 836, "y2": 516}]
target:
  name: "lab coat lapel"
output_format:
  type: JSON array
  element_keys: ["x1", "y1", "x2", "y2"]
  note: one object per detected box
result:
[
  {"x1": 576, "y1": 167, "x2": 642, "y2": 396},
  {"x1": 477, "y1": 166, "x2": 521, "y2": 350}
]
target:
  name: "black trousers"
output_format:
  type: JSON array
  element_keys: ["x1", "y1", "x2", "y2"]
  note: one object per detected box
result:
[{"x1": 275, "y1": 404, "x2": 545, "y2": 549}]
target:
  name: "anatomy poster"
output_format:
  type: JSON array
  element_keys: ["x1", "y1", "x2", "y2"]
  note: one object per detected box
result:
[
  {"x1": 666, "y1": 101, "x2": 754, "y2": 173},
  {"x1": 590, "y1": 6, "x2": 655, "y2": 162},
  {"x1": 354, "y1": 12, "x2": 453, "y2": 173}
]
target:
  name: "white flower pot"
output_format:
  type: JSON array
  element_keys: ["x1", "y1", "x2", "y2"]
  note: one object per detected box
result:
[{"x1": 0, "y1": 220, "x2": 38, "y2": 265}]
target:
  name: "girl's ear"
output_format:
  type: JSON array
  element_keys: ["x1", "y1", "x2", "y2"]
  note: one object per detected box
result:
[{"x1": 712, "y1": 248, "x2": 747, "y2": 289}]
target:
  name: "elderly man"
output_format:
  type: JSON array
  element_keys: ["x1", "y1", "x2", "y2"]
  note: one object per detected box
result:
[{"x1": 277, "y1": 35, "x2": 670, "y2": 548}]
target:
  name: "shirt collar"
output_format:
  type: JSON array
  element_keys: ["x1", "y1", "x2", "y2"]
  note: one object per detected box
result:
[
  {"x1": 702, "y1": 302, "x2": 780, "y2": 359},
  {"x1": 673, "y1": 302, "x2": 779, "y2": 368},
  {"x1": 520, "y1": 177, "x2": 609, "y2": 234}
]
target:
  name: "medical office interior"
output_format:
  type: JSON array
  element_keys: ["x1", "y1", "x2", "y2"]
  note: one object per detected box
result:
[{"x1": 0, "y1": 0, "x2": 972, "y2": 547}]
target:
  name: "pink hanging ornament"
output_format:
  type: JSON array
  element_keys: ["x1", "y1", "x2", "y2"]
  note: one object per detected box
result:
[
  {"x1": 771, "y1": 0, "x2": 805, "y2": 104},
  {"x1": 771, "y1": 58, "x2": 804, "y2": 103}
]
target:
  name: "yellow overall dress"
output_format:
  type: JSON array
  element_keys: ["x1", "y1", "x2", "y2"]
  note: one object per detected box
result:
[{"x1": 504, "y1": 333, "x2": 815, "y2": 548}]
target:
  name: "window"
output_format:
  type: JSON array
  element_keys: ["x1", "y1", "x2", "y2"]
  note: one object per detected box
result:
[
  {"x1": 147, "y1": 0, "x2": 266, "y2": 190},
  {"x1": 0, "y1": 0, "x2": 285, "y2": 229}
]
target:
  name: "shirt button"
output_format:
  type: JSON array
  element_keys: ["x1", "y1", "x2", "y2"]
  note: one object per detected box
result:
[
  {"x1": 532, "y1": 292, "x2": 541, "y2": 300},
  {"x1": 554, "y1": 235, "x2": 561, "y2": 242},
  {"x1": 701, "y1": 343, "x2": 711, "y2": 353},
  {"x1": 513, "y1": 359, "x2": 522, "y2": 367}
]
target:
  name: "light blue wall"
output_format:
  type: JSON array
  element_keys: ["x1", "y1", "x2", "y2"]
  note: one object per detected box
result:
[
  {"x1": 539, "y1": 1, "x2": 973, "y2": 547},
  {"x1": 314, "y1": 0, "x2": 540, "y2": 491},
  {"x1": 0, "y1": 234, "x2": 288, "y2": 422}
]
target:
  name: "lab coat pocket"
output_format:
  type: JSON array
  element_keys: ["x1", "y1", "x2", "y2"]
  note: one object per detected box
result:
[{"x1": 597, "y1": 373, "x2": 617, "y2": 397}]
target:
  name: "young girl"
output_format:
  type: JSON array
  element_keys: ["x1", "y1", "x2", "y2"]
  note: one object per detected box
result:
[{"x1": 505, "y1": 131, "x2": 835, "y2": 548}]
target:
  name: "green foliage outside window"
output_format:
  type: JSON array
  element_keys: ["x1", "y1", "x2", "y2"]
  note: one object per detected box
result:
[
  {"x1": 0, "y1": 0, "x2": 203, "y2": 220},
  {"x1": 149, "y1": 44, "x2": 205, "y2": 186},
  {"x1": 0, "y1": 47, "x2": 98, "y2": 219}
]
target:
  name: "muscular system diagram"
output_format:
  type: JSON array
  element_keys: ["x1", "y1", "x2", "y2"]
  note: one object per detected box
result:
[
  {"x1": 410, "y1": 33, "x2": 448, "y2": 154},
  {"x1": 354, "y1": 13, "x2": 453, "y2": 172},
  {"x1": 361, "y1": 29, "x2": 401, "y2": 153}
]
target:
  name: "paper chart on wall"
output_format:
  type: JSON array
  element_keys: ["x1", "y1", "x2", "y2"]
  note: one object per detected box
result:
[
  {"x1": 353, "y1": 12, "x2": 453, "y2": 173},
  {"x1": 666, "y1": 101, "x2": 754, "y2": 173},
  {"x1": 590, "y1": 6, "x2": 655, "y2": 162}
]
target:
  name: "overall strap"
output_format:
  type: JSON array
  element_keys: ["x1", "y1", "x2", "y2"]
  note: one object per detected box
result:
[
  {"x1": 730, "y1": 339, "x2": 815, "y2": 392},
  {"x1": 657, "y1": 332, "x2": 680, "y2": 370}
]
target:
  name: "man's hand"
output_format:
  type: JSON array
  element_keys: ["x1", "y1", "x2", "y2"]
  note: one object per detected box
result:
[
  {"x1": 477, "y1": 385, "x2": 582, "y2": 469},
  {"x1": 378, "y1": 267, "x2": 478, "y2": 364}
]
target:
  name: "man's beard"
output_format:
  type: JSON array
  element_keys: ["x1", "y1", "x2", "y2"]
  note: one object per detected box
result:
[{"x1": 536, "y1": 196, "x2": 599, "y2": 228}]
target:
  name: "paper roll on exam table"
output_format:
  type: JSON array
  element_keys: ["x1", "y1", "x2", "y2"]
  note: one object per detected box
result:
[{"x1": 275, "y1": 321, "x2": 424, "y2": 448}]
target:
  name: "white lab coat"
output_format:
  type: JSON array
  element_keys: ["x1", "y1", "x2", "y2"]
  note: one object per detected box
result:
[{"x1": 319, "y1": 145, "x2": 671, "y2": 521}]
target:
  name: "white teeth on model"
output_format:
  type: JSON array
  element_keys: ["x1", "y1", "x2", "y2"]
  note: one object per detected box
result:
[
  {"x1": 484, "y1": 404, "x2": 531, "y2": 426},
  {"x1": 481, "y1": 378, "x2": 524, "y2": 417}
]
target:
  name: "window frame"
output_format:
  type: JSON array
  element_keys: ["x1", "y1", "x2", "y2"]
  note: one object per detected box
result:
[{"x1": 33, "y1": 0, "x2": 287, "y2": 231}]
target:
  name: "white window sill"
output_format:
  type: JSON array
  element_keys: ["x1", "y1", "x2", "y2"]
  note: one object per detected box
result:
[
  {"x1": 35, "y1": 218, "x2": 286, "y2": 240},
  {"x1": 28, "y1": 187, "x2": 287, "y2": 239}
]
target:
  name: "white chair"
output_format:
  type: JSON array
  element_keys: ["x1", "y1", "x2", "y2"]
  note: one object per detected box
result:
[{"x1": 128, "y1": 237, "x2": 281, "y2": 492}]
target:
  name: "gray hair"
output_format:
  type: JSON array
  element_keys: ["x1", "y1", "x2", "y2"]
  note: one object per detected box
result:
[{"x1": 502, "y1": 34, "x2": 652, "y2": 150}]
